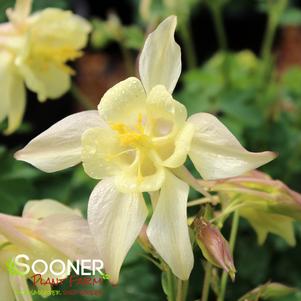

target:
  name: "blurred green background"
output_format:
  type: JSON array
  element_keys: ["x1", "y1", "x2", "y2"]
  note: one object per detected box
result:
[{"x1": 1, "y1": 0, "x2": 301, "y2": 300}]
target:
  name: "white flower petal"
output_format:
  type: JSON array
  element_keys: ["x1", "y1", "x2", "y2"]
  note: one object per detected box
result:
[
  {"x1": 35, "y1": 214, "x2": 99, "y2": 261},
  {"x1": 98, "y1": 77, "x2": 146, "y2": 125},
  {"x1": 139, "y1": 16, "x2": 181, "y2": 94},
  {"x1": 147, "y1": 172, "x2": 193, "y2": 280},
  {"x1": 22, "y1": 199, "x2": 81, "y2": 219},
  {"x1": 88, "y1": 178, "x2": 148, "y2": 284},
  {"x1": 0, "y1": 215, "x2": 72, "y2": 281},
  {"x1": 15, "y1": 110, "x2": 104, "y2": 172},
  {"x1": 0, "y1": 268, "x2": 14, "y2": 301},
  {"x1": 188, "y1": 113, "x2": 277, "y2": 180},
  {"x1": 9, "y1": 274, "x2": 32, "y2": 301},
  {"x1": 22, "y1": 200, "x2": 97, "y2": 261},
  {"x1": 0, "y1": 214, "x2": 35, "y2": 250}
]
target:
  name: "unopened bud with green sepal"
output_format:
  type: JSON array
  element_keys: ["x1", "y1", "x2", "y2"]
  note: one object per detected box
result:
[{"x1": 193, "y1": 217, "x2": 236, "y2": 280}]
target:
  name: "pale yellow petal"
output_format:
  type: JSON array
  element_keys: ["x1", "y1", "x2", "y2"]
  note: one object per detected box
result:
[
  {"x1": 0, "y1": 51, "x2": 26, "y2": 135},
  {"x1": 88, "y1": 178, "x2": 148, "y2": 284},
  {"x1": 29, "y1": 8, "x2": 91, "y2": 50},
  {"x1": 5, "y1": 73, "x2": 26, "y2": 135},
  {"x1": 81, "y1": 127, "x2": 124, "y2": 179},
  {"x1": 15, "y1": 111, "x2": 104, "y2": 172},
  {"x1": 145, "y1": 85, "x2": 193, "y2": 168},
  {"x1": 0, "y1": 268, "x2": 14, "y2": 301},
  {"x1": 22, "y1": 199, "x2": 81, "y2": 219},
  {"x1": 18, "y1": 62, "x2": 70, "y2": 102},
  {"x1": 147, "y1": 172, "x2": 193, "y2": 280},
  {"x1": 188, "y1": 113, "x2": 276, "y2": 180},
  {"x1": 146, "y1": 85, "x2": 187, "y2": 129},
  {"x1": 139, "y1": 16, "x2": 181, "y2": 93},
  {"x1": 0, "y1": 51, "x2": 13, "y2": 124},
  {"x1": 98, "y1": 77, "x2": 146, "y2": 125},
  {"x1": 13, "y1": 8, "x2": 91, "y2": 102},
  {"x1": 6, "y1": 0, "x2": 32, "y2": 26},
  {"x1": 158, "y1": 122, "x2": 194, "y2": 168},
  {"x1": 115, "y1": 152, "x2": 166, "y2": 193}
]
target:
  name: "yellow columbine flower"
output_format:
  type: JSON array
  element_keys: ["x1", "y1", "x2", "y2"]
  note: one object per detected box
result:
[
  {"x1": 15, "y1": 16, "x2": 276, "y2": 283},
  {"x1": 0, "y1": 199, "x2": 98, "y2": 301},
  {"x1": 0, "y1": 0, "x2": 91, "y2": 134}
]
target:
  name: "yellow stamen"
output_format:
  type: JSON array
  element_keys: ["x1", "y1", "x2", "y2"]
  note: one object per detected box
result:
[
  {"x1": 110, "y1": 114, "x2": 151, "y2": 149},
  {"x1": 30, "y1": 46, "x2": 82, "y2": 74}
]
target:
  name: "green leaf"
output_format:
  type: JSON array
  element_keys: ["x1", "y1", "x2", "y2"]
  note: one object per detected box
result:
[
  {"x1": 123, "y1": 25, "x2": 144, "y2": 50},
  {"x1": 238, "y1": 282, "x2": 298, "y2": 301},
  {"x1": 280, "y1": 8, "x2": 301, "y2": 26},
  {"x1": 240, "y1": 208, "x2": 296, "y2": 246}
]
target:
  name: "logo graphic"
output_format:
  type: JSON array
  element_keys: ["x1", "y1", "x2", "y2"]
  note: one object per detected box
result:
[{"x1": 6, "y1": 254, "x2": 110, "y2": 297}]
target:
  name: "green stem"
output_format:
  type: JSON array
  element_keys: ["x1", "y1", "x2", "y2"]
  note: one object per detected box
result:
[
  {"x1": 201, "y1": 262, "x2": 212, "y2": 301},
  {"x1": 70, "y1": 84, "x2": 94, "y2": 110},
  {"x1": 260, "y1": 0, "x2": 287, "y2": 61},
  {"x1": 181, "y1": 280, "x2": 189, "y2": 301},
  {"x1": 210, "y1": 4, "x2": 228, "y2": 51},
  {"x1": 218, "y1": 210, "x2": 240, "y2": 301},
  {"x1": 207, "y1": 3, "x2": 230, "y2": 88},
  {"x1": 176, "y1": 279, "x2": 183, "y2": 301},
  {"x1": 166, "y1": 268, "x2": 176, "y2": 301},
  {"x1": 256, "y1": 0, "x2": 287, "y2": 103},
  {"x1": 178, "y1": 22, "x2": 197, "y2": 69},
  {"x1": 261, "y1": 12, "x2": 277, "y2": 62},
  {"x1": 187, "y1": 196, "x2": 219, "y2": 207},
  {"x1": 165, "y1": 268, "x2": 188, "y2": 301}
]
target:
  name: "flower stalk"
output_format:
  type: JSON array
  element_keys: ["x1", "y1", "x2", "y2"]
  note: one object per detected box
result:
[
  {"x1": 218, "y1": 210, "x2": 240, "y2": 301},
  {"x1": 201, "y1": 262, "x2": 212, "y2": 301},
  {"x1": 178, "y1": 22, "x2": 197, "y2": 69},
  {"x1": 209, "y1": 3, "x2": 228, "y2": 51}
]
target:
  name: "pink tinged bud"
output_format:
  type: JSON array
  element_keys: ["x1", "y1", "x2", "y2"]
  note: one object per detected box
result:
[
  {"x1": 194, "y1": 217, "x2": 236, "y2": 280},
  {"x1": 215, "y1": 170, "x2": 301, "y2": 219}
]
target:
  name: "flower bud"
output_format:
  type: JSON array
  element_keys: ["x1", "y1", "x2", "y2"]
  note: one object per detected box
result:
[
  {"x1": 194, "y1": 217, "x2": 236, "y2": 280},
  {"x1": 207, "y1": 170, "x2": 301, "y2": 245}
]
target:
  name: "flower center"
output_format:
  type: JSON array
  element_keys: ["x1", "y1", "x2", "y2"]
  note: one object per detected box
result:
[
  {"x1": 30, "y1": 45, "x2": 82, "y2": 74},
  {"x1": 110, "y1": 114, "x2": 152, "y2": 150}
]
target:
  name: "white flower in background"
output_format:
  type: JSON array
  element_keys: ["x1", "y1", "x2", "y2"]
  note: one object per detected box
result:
[
  {"x1": 0, "y1": 199, "x2": 99, "y2": 301},
  {"x1": 0, "y1": 0, "x2": 91, "y2": 134},
  {"x1": 15, "y1": 16, "x2": 276, "y2": 283}
]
